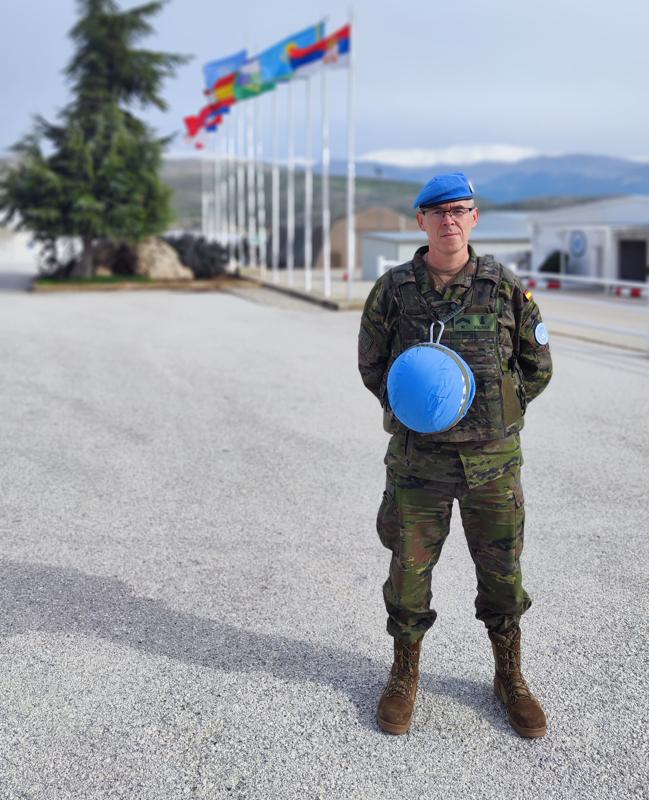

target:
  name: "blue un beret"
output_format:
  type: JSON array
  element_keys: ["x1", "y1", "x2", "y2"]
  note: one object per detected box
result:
[{"x1": 413, "y1": 172, "x2": 475, "y2": 210}]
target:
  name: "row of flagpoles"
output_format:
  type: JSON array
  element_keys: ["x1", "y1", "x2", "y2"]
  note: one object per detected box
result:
[{"x1": 183, "y1": 19, "x2": 355, "y2": 299}]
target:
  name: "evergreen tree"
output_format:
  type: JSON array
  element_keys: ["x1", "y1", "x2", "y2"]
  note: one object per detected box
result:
[{"x1": 0, "y1": 0, "x2": 188, "y2": 277}]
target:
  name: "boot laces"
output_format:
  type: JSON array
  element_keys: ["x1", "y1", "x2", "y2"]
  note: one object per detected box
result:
[
  {"x1": 384, "y1": 670, "x2": 416, "y2": 699},
  {"x1": 384, "y1": 649, "x2": 418, "y2": 698},
  {"x1": 501, "y1": 642, "x2": 531, "y2": 702}
]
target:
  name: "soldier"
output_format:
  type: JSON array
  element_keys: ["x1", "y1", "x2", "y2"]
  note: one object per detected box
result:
[{"x1": 358, "y1": 172, "x2": 552, "y2": 738}]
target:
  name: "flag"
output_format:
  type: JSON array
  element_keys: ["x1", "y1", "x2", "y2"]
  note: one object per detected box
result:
[
  {"x1": 288, "y1": 24, "x2": 350, "y2": 75},
  {"x1": 234, "y1": 56, "x2": 276, "y2": 100},
  {"x1": 183, "y1": 102, "x2": 230, "y2": 138},
  {"x1": 184, "y1": 115, "x2": 202, "y2": 138},
  {"x1": 203, "y1": 50, "x2": 247, "y2": 92},
  {"x1": 258, "y1": 22, "x2": 324, "y2": 82},
  {"x1": 214, "y1": 72, "x2": 237, "y2": 104},
  {"x1": 183, "y1": 117, "x2": 206, "y2": 148},
  {"x1": 206, "y1": 114, "x2": 223, "y2": 133}
]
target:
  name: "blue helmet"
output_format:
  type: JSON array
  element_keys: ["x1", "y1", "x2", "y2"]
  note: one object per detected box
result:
[{"x1": 387, "y1": 323, "x2": 475, "y2": 434}]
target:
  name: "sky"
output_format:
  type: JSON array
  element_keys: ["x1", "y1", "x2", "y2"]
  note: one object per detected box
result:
[{"x1": 2, "y1": 0, "x2": 649, "y2": 163}]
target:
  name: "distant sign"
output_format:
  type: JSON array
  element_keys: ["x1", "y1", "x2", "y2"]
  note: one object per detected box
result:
[{"x1": 569, "y1": 230, "x2": 587, "y2": 259}]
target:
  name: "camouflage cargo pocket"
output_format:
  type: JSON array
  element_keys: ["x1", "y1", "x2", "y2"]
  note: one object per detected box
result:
[
  {"x1": 502, "y1": 371, "x2": 524, "y2": 428},
  {"x1": 382, "y1": 407, "x2": 399, "y2": 434},
  {"x1": 376, "y1": 470, "x2": 400, "y2": 553}
]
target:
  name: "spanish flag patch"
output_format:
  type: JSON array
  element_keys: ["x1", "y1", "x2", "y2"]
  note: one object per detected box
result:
[{"x1": 524, "y1": 289, "x2": 533, "y2": 302}]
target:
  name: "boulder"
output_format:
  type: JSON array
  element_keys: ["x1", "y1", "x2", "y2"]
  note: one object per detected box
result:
[{"x1": 134, "y1": 237, "x2": 193, "y2": 280}]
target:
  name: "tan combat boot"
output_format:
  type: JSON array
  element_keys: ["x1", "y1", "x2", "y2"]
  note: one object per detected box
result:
[
  {"x1": 376, "y1": 638, "x2": 421, "y2": 735},
  {"x1": 489, "y1": 627, "x2": 547, "y2": 738}
]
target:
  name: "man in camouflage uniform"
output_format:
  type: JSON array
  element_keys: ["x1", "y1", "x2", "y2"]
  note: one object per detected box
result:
[{"x1": 358, "y1": 172, "x2": 552, "y2": 738}]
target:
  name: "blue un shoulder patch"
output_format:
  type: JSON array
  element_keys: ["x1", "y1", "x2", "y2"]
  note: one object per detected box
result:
[{"x1": 534, "y1": 323, "x2": 549, "y2": 345}]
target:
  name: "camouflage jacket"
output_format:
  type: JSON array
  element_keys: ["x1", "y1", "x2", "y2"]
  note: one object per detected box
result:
[{"x1": 358, "y1": 246, "x2": 553, "y2": 480}]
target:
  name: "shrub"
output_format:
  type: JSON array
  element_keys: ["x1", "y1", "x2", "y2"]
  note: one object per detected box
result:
[{"x1": 164, "y1": 234, "x2": 228, "y2": 278}]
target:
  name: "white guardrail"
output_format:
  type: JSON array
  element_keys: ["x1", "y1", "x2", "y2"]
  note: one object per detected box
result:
[
  {"x1": 376, "y1": 257, "x2": 649, "y2": 352},
  {"x1": 517, "y1": 271, "x2": 649, "y2": 350},
  {"x1": 516, "y1": 271, "x2": 648, "y2": 298}
]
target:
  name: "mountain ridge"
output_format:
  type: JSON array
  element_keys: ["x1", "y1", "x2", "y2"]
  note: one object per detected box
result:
[{"x1": 331, "y1": 152, "x2": 649, "y2": 204}]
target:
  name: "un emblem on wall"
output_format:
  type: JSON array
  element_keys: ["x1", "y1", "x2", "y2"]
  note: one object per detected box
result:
[{"x1": 569, "y1": 230, "x2": 587, "y2": 259}]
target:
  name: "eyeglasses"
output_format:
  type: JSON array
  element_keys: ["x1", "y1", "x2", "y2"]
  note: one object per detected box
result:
[{"x1": 422, "y1": 206, "x2": 476, "y2": 219}]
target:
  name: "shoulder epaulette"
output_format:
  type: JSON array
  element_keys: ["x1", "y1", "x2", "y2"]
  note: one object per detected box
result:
[
  {"x1": 475, "y1": 255, "x2": 502, "y2": 284},
  {"x1": 389, "y1": 261, "x2": 416, "y2": 287}
]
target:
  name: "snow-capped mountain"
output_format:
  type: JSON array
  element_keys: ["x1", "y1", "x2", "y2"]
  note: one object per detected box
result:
[
  {"x1": 340, "y1": 147, "x2": 649, "y2": 203},
  {"x1": 357, "y1": 145, "x2": 545, "y2": 168}
]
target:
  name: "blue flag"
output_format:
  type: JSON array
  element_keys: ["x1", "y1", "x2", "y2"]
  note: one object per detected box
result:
[
  {"x1": 203, "y1": 49, "x2": 248, "y2": 91},
  {"x1": 258, "y1": 23, "x2": 324, "y2": 82}
]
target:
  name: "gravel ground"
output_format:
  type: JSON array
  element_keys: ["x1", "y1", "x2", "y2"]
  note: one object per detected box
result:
[{"x1": 0, "y1": 279, "x2": 648, "y2": 800}]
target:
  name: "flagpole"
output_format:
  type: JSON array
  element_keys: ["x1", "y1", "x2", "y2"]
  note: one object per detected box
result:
[
  {"x1": 212, "y1": 131, "x2": 221, "y2": 241},
  {"x1": 223, "y1": 128, "x2": 230, "y2": 264},
  {"x1": 217, "y1": 131, "x2": 223, "y2": 244},
  {"x1": 220, "y1": 133, "x2": 227, "y2": 247},
  {"x1": 205, "y1": 146, "x2": 211, "y2": 240},
  {"x1": 346, "y1": 12, "x2": 356, "y2": 300},
  {"x1": 256, "y1": 99, "x2": 267, "y2": 276},
  {"x1": 236, "y1": 107, "x2": 247, "y2": 265},
  {"x1": 235, "y1": 110, "x2": 241, "y2": 261},
  {"x1": 246, "y1": 103, "x2": 258, "y2": 268},
  {"x1": 228, "y1": 126, "x2": 237, "y2": 267},
  {"x1": 271, "y1": 90, "x2": 280, "y2": 283},
  {"x1": 287, "y1": 79, "x2": 295, "y2": 285},
  {"x1": 201, "y1": 149, "x2": 207, "y2": 239},
  {"x1": 210, "y1": 133, "x2": 216, "y2": 241},
  {"x1": 304, "y1": 75, "x2": 313, "y2": 292},
  {"x1": 208, "y1": 136, "x2": 214, "y2": 241},
  {"x1": 321, "y1": 67, "x2": 331, "y2": 299}
]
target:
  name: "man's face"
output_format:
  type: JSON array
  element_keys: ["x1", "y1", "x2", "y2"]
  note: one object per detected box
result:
[{"x1": 416, "y1": 200, "x2": 479, "y2": 264}]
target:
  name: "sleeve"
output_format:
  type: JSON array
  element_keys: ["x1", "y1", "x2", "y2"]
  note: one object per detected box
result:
[
  {"x1": 358, "y1": 278, "x2": 392, "y2": 405},
  {"x1": 515, "y1": 287, "x2": 553, "y2": 404}
]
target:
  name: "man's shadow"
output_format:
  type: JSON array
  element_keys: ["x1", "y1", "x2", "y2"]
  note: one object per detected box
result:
[{"x1": 0, "y1": 560, "x2": 508, "y2": 735}]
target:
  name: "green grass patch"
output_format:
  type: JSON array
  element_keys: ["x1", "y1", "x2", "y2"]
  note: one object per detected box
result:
[{"x1": 36, "y1": 274, "x2": 153, "y2": 286}]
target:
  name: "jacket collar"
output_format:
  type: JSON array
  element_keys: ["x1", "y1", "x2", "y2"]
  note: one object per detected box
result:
[{"x1": 413, "y1": 245, "x2": 478, "y2": 296}]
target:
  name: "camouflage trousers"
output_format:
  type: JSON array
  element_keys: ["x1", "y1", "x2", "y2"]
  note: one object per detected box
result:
[{"x1": 377, "y1": 467, "x2": 532, "y2": 644}]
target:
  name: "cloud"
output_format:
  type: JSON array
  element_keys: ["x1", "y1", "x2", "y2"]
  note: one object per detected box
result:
[{"x1": 358, "y1": 144, "x2": 549, "y2": 167}]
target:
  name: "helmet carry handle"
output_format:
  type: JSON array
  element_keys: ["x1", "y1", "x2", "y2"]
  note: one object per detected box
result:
[{"x1": 429, "y1": 321, "x2": 445, "y2": 344}]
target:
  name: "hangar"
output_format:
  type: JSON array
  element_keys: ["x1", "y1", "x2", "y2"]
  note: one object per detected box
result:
[{"x1": 529, "y1": 196, "x2": 649, "y2": 282}]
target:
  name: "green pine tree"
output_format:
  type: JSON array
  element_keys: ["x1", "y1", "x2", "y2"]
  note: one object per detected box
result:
[{"x1": 0, "y1": 0, "x2": 189, "y2": 277}]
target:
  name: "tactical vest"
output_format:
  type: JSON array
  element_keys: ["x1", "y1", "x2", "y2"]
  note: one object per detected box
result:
[{"x1": 382, "y1": 256, "x2": 525, "y2": 442}]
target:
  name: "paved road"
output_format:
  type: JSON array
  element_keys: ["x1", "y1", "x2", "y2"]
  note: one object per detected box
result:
[{"x1": 1, "y1": 277, "x2": 648, "y2": 799}]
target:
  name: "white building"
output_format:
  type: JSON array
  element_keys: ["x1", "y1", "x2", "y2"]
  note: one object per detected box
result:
[
  {"x1": 362, "y1": 212, "x2": 531, "y2": 280},
  {"x1": 529, "y1": 196, "x2": 649, "y2": 282},
  {"x1": 0, "y1": 226, "x2": 39, "y2": 270}
]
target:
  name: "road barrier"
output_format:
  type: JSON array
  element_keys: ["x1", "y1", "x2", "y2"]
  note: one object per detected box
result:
[
  {"x1": 517, "y1": 271, "x2": 647, "y2": 298},
  {"x1": 517, "y1": 272, "x2": 649, "y2": 352}
]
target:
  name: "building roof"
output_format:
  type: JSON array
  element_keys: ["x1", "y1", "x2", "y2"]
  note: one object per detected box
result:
[
  {"x1": 363, "y1": 231, "x2": 426, "y2": 243},
  {"x1": 528, "y1": 195, "x2": 649, "y2": 226},
  {"x1": 363, "y1": 211, "x2": 530, "y2": 244}
]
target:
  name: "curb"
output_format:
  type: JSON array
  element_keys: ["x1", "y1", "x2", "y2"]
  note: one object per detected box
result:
[
  {"x1": 235, "y1": 271, "x2": 366, "y2": 311},
  {"x1": 31, "y1": 276, "x2": 243, "y2": 294},
  {"x1": 30, "y1": 274, "x2": 366, "y2": 310}
]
